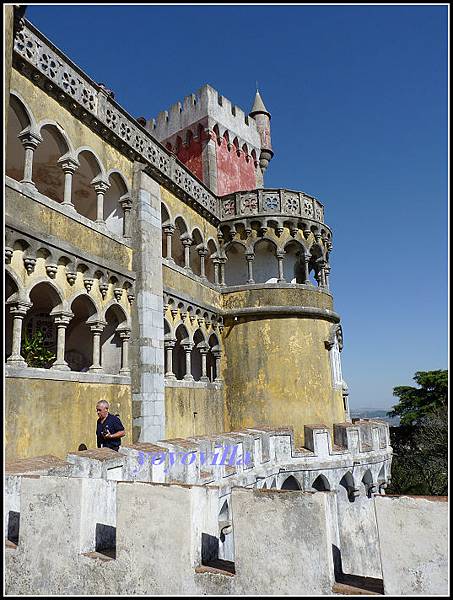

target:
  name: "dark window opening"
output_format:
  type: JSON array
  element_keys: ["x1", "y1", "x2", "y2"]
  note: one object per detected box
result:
[
  {"x1": 95, "y1": 523, "x2": 116, "y2": 559},
  {"x1": 7, "y1": 511, "x2": 20, "y2": 546},
  {"x1": 201, "y1": 532, "x2": 235, "y2": 575}
]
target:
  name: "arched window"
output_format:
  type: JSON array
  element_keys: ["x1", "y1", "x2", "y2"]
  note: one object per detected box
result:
[
  {"x1": 191, "y1": 329, "x2": 204, "y2": 381},
  {"x1": 161, "y1": 204, "x2": 171, "y2": 258},
  {"x1": 283, "y1": 241, "x2": 306, "y2": 283},
  {"x1": 173, "y1": 217, "x2": 188, "y2": 268},
  {"x1": 33, "y1": 124, "x2": 69, "y2": 203},
  {"x1": 190, "y1": 229, "x2": 204, "y2": 276},
  {"x1": 65, "y1": 295, "x2": 98, "y2": 371},
  {"x1": 281, "y1": 475, "x2": 301, "y2": 490},
  {"x1": 101, "y1": 304, "x2": 127, "y2": 374},
  {"x1": 173, "y1": 323, "x2": 189, "y2": 380},
  {"x1": 312, "y1": 474, "x2": 331, "y2": 492},
  {"x1": 253, "y1": 239, "x2": 278, "y2": 283},
  {"x1": 224, "y1": 242, "x2": 247, "y2": 286},
  {"x1": 24, "y1": 282, "x2": 63, "y2": 368},
  {"x1": 72, "y1": 150, "x2": 103, "y2": 221},
  {"x1": 205, "y1": 240, "x2": 218, "y2": 284},
  {"x1": 6, "y1": 95, "x2": 31, "y2": 182},
  {"x1": 105, "y1": 172, "x2": 128, "y2": 236},
  {"x1": 207, "y1": 333, "x2": 220, "y2": 382}
]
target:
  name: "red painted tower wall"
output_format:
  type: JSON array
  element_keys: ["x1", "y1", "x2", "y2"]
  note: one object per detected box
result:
[
  {"x1": 215, "y1": 137, "x2": 256, "y2": 196},
  {"x1": 174, "y1": 138, "x2": 204, "y2": 183}
]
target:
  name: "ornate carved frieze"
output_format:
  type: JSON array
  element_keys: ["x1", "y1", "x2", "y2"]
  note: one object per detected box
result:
[{"x1": 5, "y1": 225, "x2": 135, "y2": 293}]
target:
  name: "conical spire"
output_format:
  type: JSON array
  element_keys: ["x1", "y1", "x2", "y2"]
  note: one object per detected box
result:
[{"x1": 249, "y1": 90, "x2": 270, "y2": 118}]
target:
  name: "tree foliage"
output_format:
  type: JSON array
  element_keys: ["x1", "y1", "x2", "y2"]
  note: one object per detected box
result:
[
  {"x1": 387, "y1": 370, "x2": 448, "y2": 496},
  {"x1": 21, "y1": 329, "x2": 56, "y2": 368},
  {"x1": 388, "y1": 370, "x2": 447, "y2": 426}
]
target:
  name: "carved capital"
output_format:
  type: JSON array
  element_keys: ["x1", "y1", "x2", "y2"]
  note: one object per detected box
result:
[
  {"x1": 18, "y1": 130, "x2": 42, "y2": 150},
  {"x1": 53, "y1": 312, "x2": 73, "y2": 326},
  {"x1": 92, "y1": 177, "x2": 110, "y2": 194},
  {"x1": 57, "y1": 155, "x2": 79, "y2": 174},
  {"x1": 9, "y1": 302, "x2": 32, "y2": 317}
]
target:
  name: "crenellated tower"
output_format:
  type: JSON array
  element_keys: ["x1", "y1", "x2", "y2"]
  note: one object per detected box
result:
[{"x1": 146, "y1": 84, "x2": 273, "y2": 196}]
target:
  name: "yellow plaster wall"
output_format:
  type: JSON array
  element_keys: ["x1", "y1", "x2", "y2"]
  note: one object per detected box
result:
[
  {"x1": 160, "y1": 187, "x2": 218, "y2": 242},
  {"x1": 6, "y1": 186, "x2": 133, "y2": 272},
  {"x1": 5, "y1": 377, "x2": 132, "y2": 461},
  {"x1": 222, "y1": 287, "x2": 334, "y2": 311},
  {"x1": 163, "y1": 265, "x2": 223, "y2": 311},
  {"x1": 10, "y1": 70, "x2": 134, "y2": 186},
  {"x1": 164, "y1": 385, "x2": 225, "y2": 439},
  {"x1": 222, "y1": 316, "x2": 345, "y2": 447}
]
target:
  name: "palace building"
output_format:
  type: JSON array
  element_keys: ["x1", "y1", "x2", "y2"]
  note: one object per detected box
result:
[{"x1": 4, "y1": 7, "x2": 447, "y2": 596}]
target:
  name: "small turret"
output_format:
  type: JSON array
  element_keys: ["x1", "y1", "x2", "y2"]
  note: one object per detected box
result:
[{"x1": 249, "y1": 90, "x2": 273, "y2": 181}]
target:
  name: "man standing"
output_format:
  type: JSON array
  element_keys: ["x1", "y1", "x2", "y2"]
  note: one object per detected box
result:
[{"x1": 96, "y1": 400, "x2": 125, "y2": 451}]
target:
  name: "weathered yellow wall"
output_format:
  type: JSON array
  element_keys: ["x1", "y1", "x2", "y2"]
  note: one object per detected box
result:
[
  {"x1": 6, "y1": 185, "x2": 133, "y2": 272},
  {"x1": 222, "y1": 287, "x2": 334, "y2": 311},
  {"x1": 10, "y1": 70, "x2": 134, "y2": 186},
  {"x1": 223, "y1": 316, "x2": 344, "y2": 447},
  {"x1": 165, "y1": 385, "x2": 225, "y2": 439},
  {"x1": 5, "y1": 378, "x2": 132, "y2": 461},
  {"x1": 160, "y1": 187, "x2": 218, "y2": 242},
  {"x1": 163, "y1": 264, "x2": 223, "y2": 310}
]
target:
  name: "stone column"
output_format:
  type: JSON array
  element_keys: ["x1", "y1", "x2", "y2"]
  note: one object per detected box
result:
[
  {"x1": 164, "y1": 339, "x2": 176, "y2": 379},
  {"x1": 58, "y1": 156, "x2": 78, "y2": 210},
  {"x1": 199, "y1": 344, "x2": 209, "y2": 382},
  {"x1": 324, "y1": 264, "x2": 331, "y2": 290},
  {"x1": 198, "y1": 247, "x2": 208, "y2": 279},
  {"x1": 277, "y1": 250, "x2": 286, "y2": 282},
  {"x1": 92, "y1": 178, "x2": 110, "y2": 225},
  {"x1": 303, "y1": 253, "x2": 312, "y2": 285},
  {"x1": 181, "y1": 235, "x2": 193, "y2": 271},
  {"x1": 130, "y1": 164, "x2": 165, "y2": 442},
  {"x1": 218, "y1": 258, "x2": 226, "y2": 287},
  {"x1": 119, "y1": 196, "x2": 133, "y2": 238},
  {"x1": 162, "y1": 224, "x2": 175, "y2": 261},
  {"x1": 318, "y1": 260, "x2": 327, "y2": 288},
  {"x1": 213, "y1": 350, "x2": 222, "y2": 382},
  {"x1": 213, "y1": 258, "x2": 220, "y2": 285},
  {"x1": 7, "y1": 302, "x2": 32, "y2": 367},
  {"x1": 182, "y1": 341, "x2": 194, "y2": 381},
  {"x1": 119, "y1": 329, "x2": 131, "y2": 375},
  {"x1": 18, "y1": 130, "x2": 42, "y2": 187},
  {"x1": 245, "y1": 253, "x2": 255, "y2": 284},
  {"x1": 88, "y1": 322, "x2": 106, "y2": 373},
  {"x1": 51, "y1": 312, "x2": 73, "y2": 371}
]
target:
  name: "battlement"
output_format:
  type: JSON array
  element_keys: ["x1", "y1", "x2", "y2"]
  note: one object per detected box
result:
[{"x1": 147, "y1": 84, "x2": 261, "y2": 152}]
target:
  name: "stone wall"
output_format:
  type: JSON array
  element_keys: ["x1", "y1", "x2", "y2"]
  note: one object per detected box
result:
[{"x1": 375, "y1": 495, "x2": 449, "y2": 595}]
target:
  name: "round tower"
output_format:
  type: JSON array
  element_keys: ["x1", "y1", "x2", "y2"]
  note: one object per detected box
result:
[{"x1": 249, "y1": 90, "x2": 274, "y2": 183}]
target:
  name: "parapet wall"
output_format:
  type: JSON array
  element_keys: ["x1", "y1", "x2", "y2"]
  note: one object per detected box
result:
[{"x1": 5, "y1": 473, "x2": 448, "y2": 595}]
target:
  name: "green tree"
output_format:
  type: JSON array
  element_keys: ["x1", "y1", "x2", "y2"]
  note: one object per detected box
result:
[
  {"x1": 388, "y1": 370, "x2": 448, "y2": 426},
  {"x1": 387, "y1": 370, "x2": 448, "y2": 496}
]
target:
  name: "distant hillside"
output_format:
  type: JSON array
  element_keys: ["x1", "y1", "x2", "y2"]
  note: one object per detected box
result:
[{"x1": 350, "y1": 408, "x2": 400, "y2": 427}]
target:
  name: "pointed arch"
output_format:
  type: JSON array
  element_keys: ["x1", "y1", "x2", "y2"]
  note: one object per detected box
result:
[{"x1": 281, "y1": 475, "x2": 301, "y2": 490}]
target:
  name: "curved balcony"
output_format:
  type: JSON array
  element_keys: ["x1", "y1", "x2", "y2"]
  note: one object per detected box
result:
[{"x1": 219, "y1": 188, "x2": 329, "y2": 233}]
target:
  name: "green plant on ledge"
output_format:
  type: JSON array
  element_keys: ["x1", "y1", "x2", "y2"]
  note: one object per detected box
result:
[{"x1": 21, "y1": 329, "x2": 56, "y2": 368}]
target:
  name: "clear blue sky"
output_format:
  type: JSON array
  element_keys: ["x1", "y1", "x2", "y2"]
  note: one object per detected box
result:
[{"x1": 26, "y1": 4, "x2": 448, "y2": 410}]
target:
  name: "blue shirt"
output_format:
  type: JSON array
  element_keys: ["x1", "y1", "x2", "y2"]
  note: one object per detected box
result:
[{"x1": 96, "y1": 413, "x2": 124, "y2": 450}]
